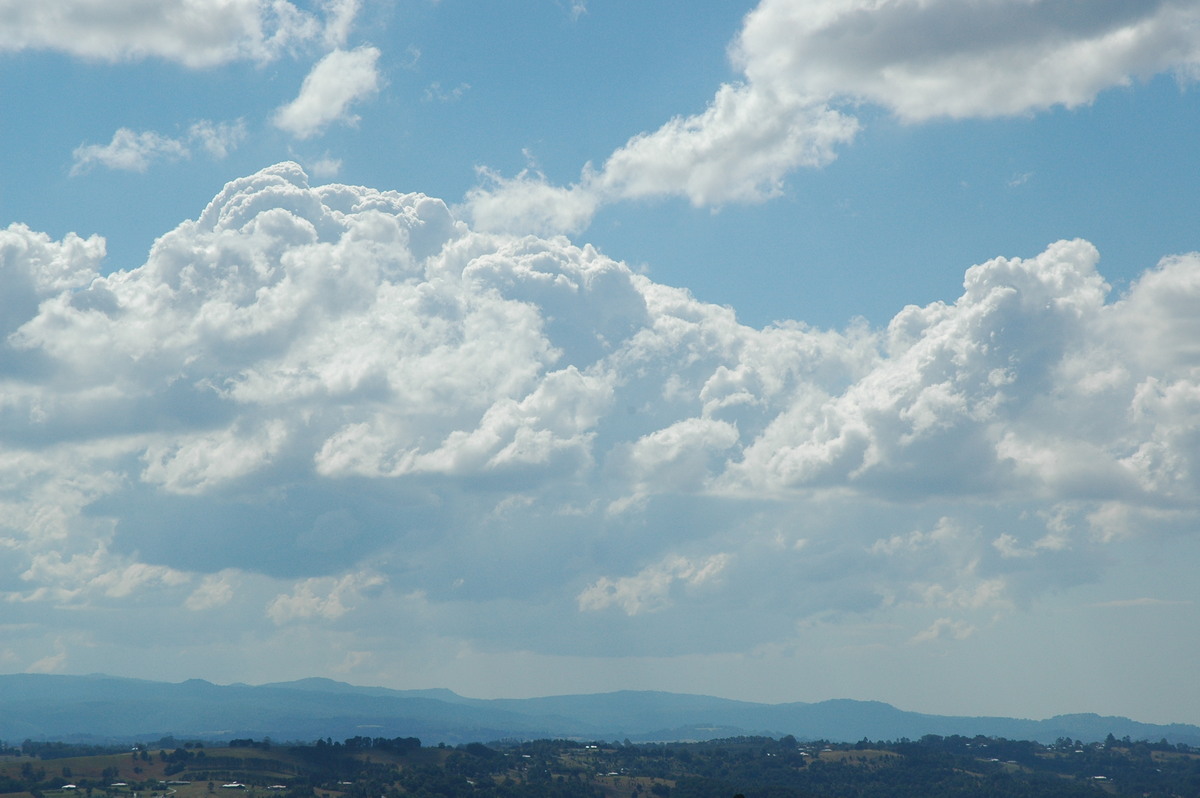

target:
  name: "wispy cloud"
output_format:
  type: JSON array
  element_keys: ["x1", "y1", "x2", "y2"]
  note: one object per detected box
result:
[
  {"x1": 306, "y1": 155, "x2": 344, "y2": 178},
  {"x1": 578, "y1": 553, "x2": 732, "y2": 616},
  {"x1": 1090, "y1": 597, "x2": 1192, "y2": 609},
  {"x1": 910, "y1": 617, "x2": 976, "y2": 644},
  {"x1": 71, "y1": 119, "x2": 245, "y2": 175},
  {"x1": 267, "y1": 571, "x2": 386, "y2": 624},
  {"x1": 422, "y1": 81, "x2": 470, "y2": 103}
]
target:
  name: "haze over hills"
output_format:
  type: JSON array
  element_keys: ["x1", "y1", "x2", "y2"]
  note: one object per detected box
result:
[{"x1": 2, "y1": 674, "x2": 1198, "y2": 747}]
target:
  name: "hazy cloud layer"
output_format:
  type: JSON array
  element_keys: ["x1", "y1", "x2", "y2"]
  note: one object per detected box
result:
[
  {"x1": 2, "y1": 163, "x2": 1199, "y2": 679},
  {"x1": 466, "y1": 0, "x2": 1200, "y2": 232}
]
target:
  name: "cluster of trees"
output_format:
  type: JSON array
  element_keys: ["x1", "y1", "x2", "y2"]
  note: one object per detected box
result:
[
  {"x1": 404, "y1": 735, "x2": 1198, "y2": 798},
  {"x1": 8, "y1": 738, "x2": 206, "y2": 761},
  {"x1": 2, "y1": 733, "x2": 1199, "y2": 798},
  {"x1": 12, "y1": 742, "x2": 125, "y2": 761},
  {"x1": 350, "y1": 734, "x2": 1200, "y2": 798},
  {"x1": 326, "y1": 737, "x2": 422, "y2": 755}
]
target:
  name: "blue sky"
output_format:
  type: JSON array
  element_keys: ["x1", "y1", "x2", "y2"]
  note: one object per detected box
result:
[{"x1": 3, "y1": 0, "x2": 1200, "y2": 727}]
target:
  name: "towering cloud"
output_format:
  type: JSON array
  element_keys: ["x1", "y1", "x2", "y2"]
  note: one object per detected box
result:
[{"x1": 2, "y1": 163, "x2": 1198, "y2": 678}]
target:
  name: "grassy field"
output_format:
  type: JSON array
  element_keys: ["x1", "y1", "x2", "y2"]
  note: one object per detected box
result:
[
  {"x1": 0, "y1": 747, "x2": 321, "y2": 798},
  {"x1": 0, "y1": 741, "x2": 466, "y2": 798}
]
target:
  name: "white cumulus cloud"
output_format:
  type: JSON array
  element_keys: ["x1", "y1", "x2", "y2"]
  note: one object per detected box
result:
[
  {"x1": 71, "y1": 128, "x2": 190, "y2": 175},
  {"x1": 0, "y1": 0, "x2": 357, "y2": 67},
  {"x1": 465, "y1": 0, "x2": 1200, "y2": 234},
  {"x1": 737, "y1": 0, "x2": 1200, "y2": 122},
  {"x1": 273, "y1": 46, "x2": 381, "y2": 139}
]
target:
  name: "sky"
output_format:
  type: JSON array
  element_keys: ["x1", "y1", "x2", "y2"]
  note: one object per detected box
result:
[{"x1": 2, "y1": 0, "x2": 1200, "y2": 728}]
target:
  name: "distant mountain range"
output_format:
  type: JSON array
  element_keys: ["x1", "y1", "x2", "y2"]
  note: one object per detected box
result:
[{"x1": 2, "y1": 673, "x2": 1197, "y2": 747}]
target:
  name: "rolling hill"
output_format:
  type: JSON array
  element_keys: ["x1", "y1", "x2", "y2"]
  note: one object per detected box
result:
[{"x1": 2, "y1": 673, "x2": 1197, "y2": 746}]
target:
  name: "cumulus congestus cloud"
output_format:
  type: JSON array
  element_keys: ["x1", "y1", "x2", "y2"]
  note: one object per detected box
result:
[{"x1": 2, "y1": 163, "x2": 1199, "y2": 673}]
